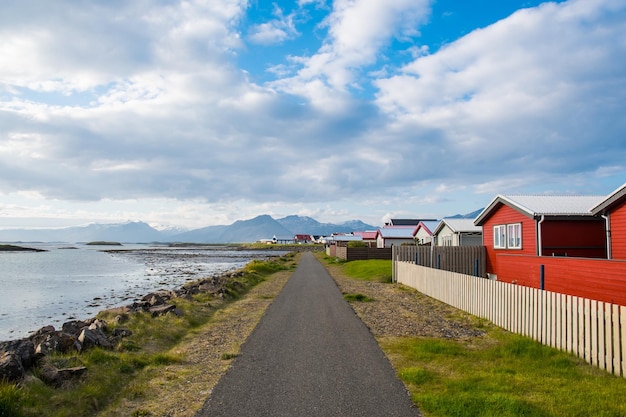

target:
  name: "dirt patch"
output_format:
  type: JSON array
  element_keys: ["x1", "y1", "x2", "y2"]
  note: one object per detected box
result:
[
  {"x1": 97, "y1": 269, "x2": 292, "y2": 417},
  {"x1": 325, "y1": 263, "x2": 484, "y2": 340}
]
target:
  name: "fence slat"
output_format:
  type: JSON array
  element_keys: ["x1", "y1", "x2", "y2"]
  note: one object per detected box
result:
[
  {"x1": 613, "y1": 304, "x2": 621, "y2": 376},
  {"x1": 393, "y1": 258, "x2": 626, "y2": 378},
  {"x1": 621, "y1": 306, "x2": 626, "y2": 377},
  {"x1": 598, "y1": 301, "x2": 606, "y2": 370},
  {"x1": 606, "y1": 303, "x2": 613, "y2": 374}
]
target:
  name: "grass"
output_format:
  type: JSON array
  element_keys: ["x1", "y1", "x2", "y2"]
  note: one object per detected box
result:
[
  {"x1": 343, "y1": 293, "x2": 374, "y2": 302},
  {"x1": 0, "y1": 383, "x2": 23, "y2": 417},
  {"x1": 331, "y1": 258, "x2": 393, "y2": 283},
  {"x1": 382, "y1": 330, "x2": 626, "y2": 417},
  {"x1": 325, "y1": 257, "x2": 626, "y2": 417},
  {"x1": 2, "y1": 254, "x2": 296, "y2": 417}
]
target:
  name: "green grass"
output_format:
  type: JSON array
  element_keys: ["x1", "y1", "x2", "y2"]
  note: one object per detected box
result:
[
  {"x1": 0, "y1": 383, "x2": 23, "y2": 417},
  {"x1": 343, "y1": 293, "x2": 374, "y2": 302},
  {"x1": 383, "y1": 328, "x2": 626, "y2": 417},
  {"x1": 321, "y1": 255, "x2": 626, "y2": 416},
  {"x1": 6, "y1": 255, "x2": 296, "y2": 417},
  {"x1": 341, "y1": 259, "x2": 392, "y2": 283}
]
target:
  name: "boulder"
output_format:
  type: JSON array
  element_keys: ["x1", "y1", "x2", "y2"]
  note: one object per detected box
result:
[
  {"x1": 0, "y1": 351, "x2": 24, "y2": 383},
  {"x1": 142, "y1": 292, "x2": 166, "y2": 306},
  {"x1": 149, "y1": 304, "x2": 176, "y2": 317},
  {"x1": 112, "y1": 328, "x2": 133, "y2": 338},
  {"x1": 114, "y1": 314, "x2": 129, "y2": 325},
  {"x1": 0, "y1": 339, "x2": 36, "y2": 369},
  {"x1": 78, "y1": 328, "x2": 112, "y2": 350},
  {"x1": 31, "y1": 325, "x2": 55, "y2": 338},
  {"x1": 40, "y1": 363, "x2": 87, "y2": 387},
  {"x1": 62, "y1": 320, "x2": 89, "y2": 335},
  {"x1": 34, "y1": 332, "x2": 79, "y2": 355}
]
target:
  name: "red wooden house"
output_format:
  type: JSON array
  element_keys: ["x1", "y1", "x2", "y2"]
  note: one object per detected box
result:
[
  {"x1": 474, "y1": 195, "x2": 606, "y2": 280},
  {"x1": 591, "y1": 183, "x2": 626, "y2": 260}
]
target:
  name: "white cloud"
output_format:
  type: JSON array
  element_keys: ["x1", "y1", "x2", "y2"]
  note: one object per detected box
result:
[
  {"x1": 374, "y1": 0, "x2": 626, "y2": 181},
  {"x1": 269, "y1": 0, "x2": 431, "y2": 107},
  {"x1": 248, "y1": 5, "x2": 299, "y2": 45},
  {"x1": 0, "y1": 0, "x2": 625, "y2": 229}
]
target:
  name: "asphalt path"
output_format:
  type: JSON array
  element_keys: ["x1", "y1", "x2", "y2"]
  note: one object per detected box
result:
[{"x1": 196, "y1": 252, "x2": 421, "y2": 417}]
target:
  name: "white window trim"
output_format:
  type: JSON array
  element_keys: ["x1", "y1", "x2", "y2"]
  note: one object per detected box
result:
[
  {"x1": 493, "y1": 225, "x2": 506, "y2": 249},
  {"x1": 507, "y1": 223, "x2": 522, "y2": 249}
]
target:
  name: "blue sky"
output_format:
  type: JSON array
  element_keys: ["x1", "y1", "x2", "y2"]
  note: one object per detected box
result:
[{"x1": 0, "y1": 0, "x2": 625, "y2": 230}]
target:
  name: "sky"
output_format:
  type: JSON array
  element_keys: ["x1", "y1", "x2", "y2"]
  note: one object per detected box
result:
[{"x1": 1, "y1": 0, "x2": 625, "y2": 230}]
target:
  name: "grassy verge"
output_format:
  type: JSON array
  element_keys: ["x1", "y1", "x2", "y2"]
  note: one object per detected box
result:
[
  {"x1": 1, "y1": 253, "x2": 297, "y2": 417},
  {"x1": 324, "y1": 257, "x2": 626, "y2": 417},
  {"x1": 323, "y1": 255, "x2": 392, "y2": 283}
]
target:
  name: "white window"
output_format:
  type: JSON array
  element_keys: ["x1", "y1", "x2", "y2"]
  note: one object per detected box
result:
[
  {"x1": 507, "y1": 223, "x2": 522, "y2": 249},
  {"x1": 493, "y1": 225, "x2": 506, "y2": 249}
]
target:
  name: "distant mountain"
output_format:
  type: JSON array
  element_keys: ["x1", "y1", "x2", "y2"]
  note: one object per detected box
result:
[
  {"x1": 169, "y1": 224, "x2": 229, "y2": 243},
  {"x1": 447, "y1": 208, "x2": 484, "y2": 220},
  {"x1": 0, "y1": 215, "x2": 378, "y2": 244},
  {"x1": 0, "y1": 221, "x2": 164, "y2": 243},
  {"x1": 276, "y1": 215, "x2": 376, "y2": 236}
]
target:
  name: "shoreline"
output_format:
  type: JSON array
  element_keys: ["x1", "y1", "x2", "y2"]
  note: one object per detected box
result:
[{"x1": 1, "y1": 245, "x2": 303, "y2": 343}]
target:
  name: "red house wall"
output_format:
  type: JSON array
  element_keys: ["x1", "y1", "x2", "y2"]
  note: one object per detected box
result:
[
  {"x1": 482, "y1": 204, "x2": 537, "y2": 276},
  {"x1": 496, "y1": 254, "x2": 626, "y2": 306},
  {"x1": 540, "y1": 219, "x2": 606, "y2": 258},
  {"x1": 610, "y1": 200, "x2": 626, "y2": 260}
]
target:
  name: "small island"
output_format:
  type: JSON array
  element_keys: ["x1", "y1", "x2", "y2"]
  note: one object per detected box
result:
[
  {"x1": 0, "y1": 244, "x2": 47, "y2": 252},
  {"x1": 85, "y1": 241, "x2": 123, "y2": 246}
]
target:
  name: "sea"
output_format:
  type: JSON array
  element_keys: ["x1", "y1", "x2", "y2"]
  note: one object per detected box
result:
[{"x1": 0, "y1": 243, "x2": 284, "y2": 342}]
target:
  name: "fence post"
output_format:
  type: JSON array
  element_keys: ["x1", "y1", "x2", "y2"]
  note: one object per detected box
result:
[{"x1": 540, "y1": 264, "x2": 545, "y2": 290}]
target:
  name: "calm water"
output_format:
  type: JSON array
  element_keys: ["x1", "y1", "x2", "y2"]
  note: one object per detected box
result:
[{"x1": 0, "y1": 243, "x2": 282, "y2": 341}]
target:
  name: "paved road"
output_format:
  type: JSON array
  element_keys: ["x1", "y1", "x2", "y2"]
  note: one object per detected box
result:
[{"x1": 196, "y1": 252, "x2": 420, "y2": 417}]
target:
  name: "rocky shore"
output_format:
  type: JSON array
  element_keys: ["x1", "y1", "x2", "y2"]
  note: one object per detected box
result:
[{"x1": 0, "y1": 266, "x2": 253, "y2": 385}]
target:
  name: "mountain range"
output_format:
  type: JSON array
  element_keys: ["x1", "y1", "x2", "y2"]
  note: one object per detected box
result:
[
  {"x1": 0, "y1": 209, "x2": 484, "y2": 244},
  {"x1": 0, "y1": 215, "x2": 377, "y2": 244}
]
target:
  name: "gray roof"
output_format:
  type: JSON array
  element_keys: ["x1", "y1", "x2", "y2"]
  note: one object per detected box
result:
[
  {"x1": 434, "y1": 218, "x2": 482, "y2": 234},
  {"x1": 378, "y1": 227, "x2": 416, "y2": 238},
  {"x1": 591, "y1": 182, "x2": 626, "y2": 215},
  {"x1": 475, "y1": 194, "x2": 604, "y2": 225},
  {"x1": 331, "y1": 235, "x2": 363, "y2": 242},
  {"x1": 414, "y1": 220, "x2": 440, "y2": 235}
]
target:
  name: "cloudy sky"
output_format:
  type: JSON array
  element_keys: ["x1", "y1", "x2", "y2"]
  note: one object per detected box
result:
[{"x1": 1, "y1": 0, "x2": 625, "y2": 230}]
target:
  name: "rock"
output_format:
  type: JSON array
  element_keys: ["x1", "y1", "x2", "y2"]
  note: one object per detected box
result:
[
  {"x1": 0, "y1": 351, "x2": 25, "y2": 383},
  {"x1": 31, "y1": 325, "x2": 55, "y2": 338},
  {"x1": 114, "y1": 314, "x2": 129, "y2": 325},
  {"x1": 112, "y1": 328, "x2": 133, "y2": 338},
  {"x1": 78, "y1": 328, "x2": 112, "y2": 350},
  {"x1": 62, "y1": 320, "x2": 89, "y2": 335},
  {"x1": 34, "y1": 332, "x2": 79, "y2": 355},
  {"x1": 88, "y1": 319, "x2": 107, "y2": 331},
  {"x1": 149, "y1": 304, "x2": 176, "y2": 317},
  {"x1": 40, "y1": 363, "x2": 87, "y2": 387},
  {"x1": 0, "y1": 339, "x2": 36, "y2": 369},
  {"x1": 142, "y1": 292, "x2": 165, "y2": 306}
]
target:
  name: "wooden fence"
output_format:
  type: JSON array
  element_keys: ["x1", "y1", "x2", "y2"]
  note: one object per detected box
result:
[
  {"x1": 393, "y1": 245, "x2": 486, "y2": 277},
  {"x1": 333, "y1": 246, "x2": 392, "y2": 261},
  {"x1": 393, "y1": 259, "x2": 626, "y2": 378}
]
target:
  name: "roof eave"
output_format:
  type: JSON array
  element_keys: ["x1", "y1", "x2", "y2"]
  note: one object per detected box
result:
[
  {"x1": 474, "y1": 195, "x2": 535, "y2": 226},
  {"x1": 591, "y1": 183, "x2": 626, "y2": 215}
]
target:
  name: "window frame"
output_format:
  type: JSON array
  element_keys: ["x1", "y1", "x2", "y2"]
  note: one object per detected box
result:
[
  {"x1": 493, "y1": 225, "x2": 507, "y2": 249},
  {"x1": 507, "y1": 223, "x2": 522, "y2": 249}
]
